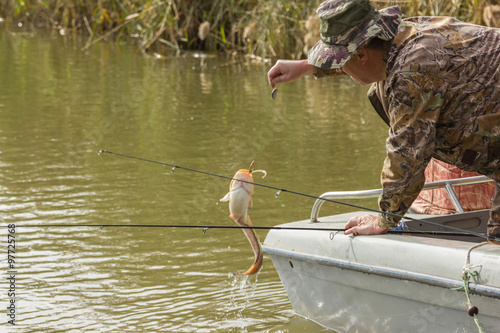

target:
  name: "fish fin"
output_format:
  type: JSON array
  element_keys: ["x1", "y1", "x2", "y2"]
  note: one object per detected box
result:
[
  {"x1": 220, "y1": 192, "x2": 231, "y2": 202},
  {"x1": 232, "y1": 257, "x2": 263, "y2": 276},
  {"x1": 229, "y1": 214, "x2": 240, "y2": 222}
]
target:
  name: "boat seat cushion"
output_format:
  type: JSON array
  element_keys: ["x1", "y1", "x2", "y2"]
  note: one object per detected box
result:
[{"x1": 411, "y1": 158, "x2": 494, "y2": 214}]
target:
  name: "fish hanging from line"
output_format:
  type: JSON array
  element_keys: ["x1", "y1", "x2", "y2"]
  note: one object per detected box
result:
[{"x1": 220, "y1": 161, "x2": 267, "y2": 275}]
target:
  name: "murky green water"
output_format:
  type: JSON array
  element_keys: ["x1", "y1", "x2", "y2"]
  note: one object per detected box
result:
[{"x1": 0, "y1": 27, "x2": 388, "y2": 332}]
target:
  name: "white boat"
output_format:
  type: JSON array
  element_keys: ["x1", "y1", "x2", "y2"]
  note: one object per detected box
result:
[{"x1": 262, "y1": 176, "x2": 500, "y2": 333}]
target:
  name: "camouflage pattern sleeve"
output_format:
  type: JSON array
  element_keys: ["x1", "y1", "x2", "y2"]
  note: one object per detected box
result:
[{"x1": 377, "y1": 71, "x2": 445, "y2": 228}]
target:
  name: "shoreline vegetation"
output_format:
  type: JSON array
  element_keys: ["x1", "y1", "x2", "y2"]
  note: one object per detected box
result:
[{"x1": 1, "y1": 1, "x2": 499, "y2": 60}]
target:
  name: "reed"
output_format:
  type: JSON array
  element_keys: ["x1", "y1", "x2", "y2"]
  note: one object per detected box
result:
[{"x1": 0, "y1": 0, "x2": 497, "y2": 59}]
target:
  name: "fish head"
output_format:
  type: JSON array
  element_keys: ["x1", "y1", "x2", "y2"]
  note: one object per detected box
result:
[{"x1": 230, "y1": 169, "x2": 254, "y2": 194}]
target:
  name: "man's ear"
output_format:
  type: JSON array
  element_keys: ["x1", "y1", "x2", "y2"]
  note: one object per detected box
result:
[{"x1": 357, "y1": 48, "x2": 369, "y2": 65}]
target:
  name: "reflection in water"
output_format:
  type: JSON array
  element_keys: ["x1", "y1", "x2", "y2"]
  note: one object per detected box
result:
[{"x1": 0, "y1": 28, "x2": 387, "y2": 332}]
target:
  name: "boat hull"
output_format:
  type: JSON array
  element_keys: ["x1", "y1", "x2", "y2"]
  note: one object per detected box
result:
[{"x1": 263, "y1": 212, "x2": 500, "y2": 333}]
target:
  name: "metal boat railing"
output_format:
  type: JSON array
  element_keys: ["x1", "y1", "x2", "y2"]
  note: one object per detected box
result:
[{"x1": 310, "y1": 175, "x2": 494, "y2": 222}]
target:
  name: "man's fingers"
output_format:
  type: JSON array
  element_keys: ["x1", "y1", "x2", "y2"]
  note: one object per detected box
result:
[
  {"x1": 269, "y1": 72, "x2": 287, "y2": 88},
  {"x1": 344, "y1": 226, "x2": 357, "y2": 235},
  {"x1": 267, "y1": 64, "x2": 285, "y2": 87},
  {"x1": 345, "y1": 216, "x2": 361, "y2": 229},
  {"x1": 344, "y1": 217, "x2": 361, "y2": 235},
  {"x1": 344, "y1": 215, "x2": 386, "y2": 236}
]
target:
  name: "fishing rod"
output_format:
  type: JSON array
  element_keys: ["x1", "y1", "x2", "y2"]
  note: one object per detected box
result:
[
  {"x1": 97, "y1": 150, "x2": 497, "y2": 241},
  {"x1": 9, "y1": 223, "x2": 482, "y2": 238}
]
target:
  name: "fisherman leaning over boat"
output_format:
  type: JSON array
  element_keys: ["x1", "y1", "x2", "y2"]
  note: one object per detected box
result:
[{"x1": 267, "y1": 0, "x2": 500, "y2": 243}]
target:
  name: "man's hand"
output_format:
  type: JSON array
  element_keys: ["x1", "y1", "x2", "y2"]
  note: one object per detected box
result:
[
  {"x1": 267, "y1": 59, "x2": 315, "y2": 88},
  {"x1": 344, "y1": 215, "x2": 389, "y2": 236}
]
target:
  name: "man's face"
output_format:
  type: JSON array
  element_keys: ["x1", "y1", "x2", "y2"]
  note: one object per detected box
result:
[
  {"x1": 338, "y1": 54, "x2": 371, "y2": 85},
  {"x1": 336, "y1": 47, "x2": 386, "y2": 85}
]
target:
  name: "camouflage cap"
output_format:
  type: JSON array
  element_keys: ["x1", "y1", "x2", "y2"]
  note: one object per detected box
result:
[{"x1": 308, "y1": 0, "x2": 402, "y2": 69}]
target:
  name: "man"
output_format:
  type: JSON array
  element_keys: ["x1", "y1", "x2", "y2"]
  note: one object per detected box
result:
[{"x1": 267, "y1": 0, "x2": 500, "y2": 242}]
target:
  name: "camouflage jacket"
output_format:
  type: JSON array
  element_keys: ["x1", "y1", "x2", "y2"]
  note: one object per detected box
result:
[{"x1": 317, "y1": 17, "x2": 500, "y2": 228}]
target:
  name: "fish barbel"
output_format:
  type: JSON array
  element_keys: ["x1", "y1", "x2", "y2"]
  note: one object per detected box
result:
[{"x1": 220, "y1": 161, "x2": 267, "y2": 275}]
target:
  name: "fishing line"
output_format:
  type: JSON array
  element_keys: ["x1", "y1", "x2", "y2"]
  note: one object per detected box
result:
[
  {"x1": 8, "y1": 223, "x2": 482, "y2": 238},
  {"x1": 97, "y1": 150, "x2": 496, "y2": 241}
]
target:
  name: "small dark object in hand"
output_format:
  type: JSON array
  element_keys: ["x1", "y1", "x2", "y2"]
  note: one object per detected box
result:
[
  {"x1": 467, "y1": 305, "x2": 479, "y2": 316},
  {"x1": 271, "y1": 88, "x2": 278, "y2": 100}
]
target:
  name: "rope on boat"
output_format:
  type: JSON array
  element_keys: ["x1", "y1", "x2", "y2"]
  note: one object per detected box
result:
[{"x1": 460, "y1": 241, "x2": 489, "y2": 333}]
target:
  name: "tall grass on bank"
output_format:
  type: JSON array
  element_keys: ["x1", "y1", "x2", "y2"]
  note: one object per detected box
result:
[{"x1": 0, "y1": 0, "x2": 498, "y2": 59}]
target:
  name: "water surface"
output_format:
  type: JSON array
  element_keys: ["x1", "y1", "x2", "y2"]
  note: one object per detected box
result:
[{"x1": 0, "y1": 28, "x2": 388, "y2": 332}]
